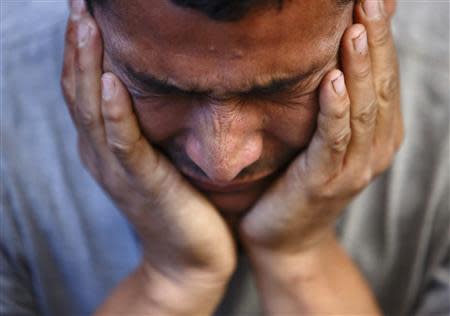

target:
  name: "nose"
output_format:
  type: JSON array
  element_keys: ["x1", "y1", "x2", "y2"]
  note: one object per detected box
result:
[{"x1": 185, "y1": 107, "x2": 263, "y2": 183}]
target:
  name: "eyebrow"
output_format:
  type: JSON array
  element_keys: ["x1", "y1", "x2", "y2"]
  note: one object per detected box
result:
[{"x1": 119, "y1": 59, "x2": 327, "y2": 99}]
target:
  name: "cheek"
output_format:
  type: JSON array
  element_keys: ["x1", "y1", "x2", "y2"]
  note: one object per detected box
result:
[
  {"x1": 133, "y1": 100, "x2": 190, "y2": 142},
  {"x1": 265, "y1": 100, "x2": 319, "y2": 148},
  {"x1": 133, "y1": 95, "x2": 319, "y2": 152}
]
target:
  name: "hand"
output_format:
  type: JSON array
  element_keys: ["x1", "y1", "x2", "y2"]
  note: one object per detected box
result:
[
  {"x1": 239, "y1": 0, "x2": 404, "y2": 255},
  {"x1": 61, "y1": 2, "x2": 235, "y2": 314}
]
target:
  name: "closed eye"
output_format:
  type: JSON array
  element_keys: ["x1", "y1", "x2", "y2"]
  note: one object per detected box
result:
[{"x1": 129, "y1": 86, "x2": 205, "y2": 101}]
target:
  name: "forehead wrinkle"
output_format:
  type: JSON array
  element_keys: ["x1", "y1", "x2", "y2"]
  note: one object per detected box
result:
[
  {"x1": 99, "y1": 3, "x2": 350, "y2": 99},
  {"x1": 113, "y1": 50, "x2": 334, "y2": 100}
]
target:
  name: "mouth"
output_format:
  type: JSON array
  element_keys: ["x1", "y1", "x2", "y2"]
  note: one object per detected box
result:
[{"x1": 181, "y1": 170, "x2": 276, "y2": 193}]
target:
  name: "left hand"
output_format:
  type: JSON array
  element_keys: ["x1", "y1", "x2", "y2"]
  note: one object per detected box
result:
[{"x1": 239, "y1": 0, "x2": 404, "y2": 254}]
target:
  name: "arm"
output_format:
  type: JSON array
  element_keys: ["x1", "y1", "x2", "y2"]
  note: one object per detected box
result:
[
  {"x1": 62, "y1": 2, "x2": 235, "y2": 315},
  {"x1": 239, "y1": 0, "x2": 402, "y2": 313},
  {"x1": 94, "y1": 261, "x2": 230, "y2": 316},
  {"x1": 247, "y1": 232, "x2": 380, "y2": 315}
]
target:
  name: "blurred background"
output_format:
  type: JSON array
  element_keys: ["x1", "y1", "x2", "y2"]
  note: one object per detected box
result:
[{"x1": 1, "y1": 1, "x2": 449, "y2": 315}]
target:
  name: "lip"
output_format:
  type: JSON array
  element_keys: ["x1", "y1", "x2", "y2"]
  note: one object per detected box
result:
[{"x1": 182, "y1": 170, "x2": 275, "y2": 193}]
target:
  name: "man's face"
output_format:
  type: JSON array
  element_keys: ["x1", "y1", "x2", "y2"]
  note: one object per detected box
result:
[{"x1": 95, "y1": 0, "x2": 353, "y2": 216}]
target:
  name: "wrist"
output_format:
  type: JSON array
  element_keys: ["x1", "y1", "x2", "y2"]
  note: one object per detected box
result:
[
  {"x1": 94, "y1": 258, "x2": 231, "y2": 316},
  {"x1": 242, "y1": 231, "x2": 381, "y2": 315},
  {"x1": 242, "y1": 225, "x2": 336, "y2": 261},
  {"x1": 138, "y1": 259, "x2": 232, "y2": 316},
  {"x1": 244, "y1": 229, "x2": 337, "y2": 280}
]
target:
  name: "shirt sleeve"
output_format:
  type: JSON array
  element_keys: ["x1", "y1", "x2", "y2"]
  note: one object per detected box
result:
[{"x1": 0, "y1": 184, "x2": 39, "y2": 316}]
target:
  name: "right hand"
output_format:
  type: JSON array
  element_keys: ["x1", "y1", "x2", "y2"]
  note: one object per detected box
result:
[{"x1": 61, "y1": 2, "x2": 236, "y2": 313}]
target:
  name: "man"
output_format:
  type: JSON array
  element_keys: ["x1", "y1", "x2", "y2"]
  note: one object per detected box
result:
[{"x1": 1, "y1": 0, "x2": 448, "y2": 315}]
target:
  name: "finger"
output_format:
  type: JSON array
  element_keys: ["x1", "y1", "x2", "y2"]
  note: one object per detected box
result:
[
  {"x1": 74, "y1": 16, "x2": 105, "y2": 144},
  {"x1": 69, "y1": 0, "x2": 87, "y2": 21},
  {"x1": 62, "y1": 1, "x2": 88, "y2": 117},
  {"x1": 100, "y1": 74, "x2": 228, "y2": 256},
  {"x1": 357, "y1": 0, "x2": 398, "y2": 96},
  {"x1": 341, "y1": 24, "x2": 378, "y2": 165},
  {"x1": 301, "y1": 70, "x2": 351, "y2": 185},
  {"x1": 100, "y1": 73, "x2": 178, "y2": 195},
  {"x1": 61, "y1": 18, "x2": 77, "y2": 111},
  {"x1": 356, "y1": 0, "x2": 400, "y2": 149},
  {"x1": 383, "y1": 0, "x2": 396, "y2": 18}
]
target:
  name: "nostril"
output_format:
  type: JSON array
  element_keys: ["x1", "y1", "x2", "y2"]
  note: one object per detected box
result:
[
  {"x1": 185, "y1": 136, "x2": 203, "y2": 165},
  {"x1": 185, "y1": 133, "x2": 263, "y2": 183}
]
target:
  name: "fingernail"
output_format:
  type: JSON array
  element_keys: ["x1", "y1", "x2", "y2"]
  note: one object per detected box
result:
[
  {"x1": 332, "y1": 72, "x2": 346, "y2": 96},
  {"x1": 70, "y1": 0, "x2": 85, "y2": 21},
  {"x1": 102, "y1": 75, "x2": 115, "y2": 101},
  {"x1": 362, "y1": 0, "x2": 382, "y2": 19},
  {"x1": 353, "y1": 31, "x2": 368, "y2": 54},
  {"x1": 77, "y1": 21, "x2": 90, "y2": 48}
]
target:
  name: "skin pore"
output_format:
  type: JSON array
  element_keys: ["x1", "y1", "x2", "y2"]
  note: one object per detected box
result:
[{"x1": 93, "y1": 0, "x2": 354, "y2": 216}]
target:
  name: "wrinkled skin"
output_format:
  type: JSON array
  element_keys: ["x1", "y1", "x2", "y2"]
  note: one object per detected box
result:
[
  {"x1": 94, "y1": 0, "x2": 355, "y2": 217},
  {"x1": 62, "y1": 0, "x2": 403, "y2": 313}
]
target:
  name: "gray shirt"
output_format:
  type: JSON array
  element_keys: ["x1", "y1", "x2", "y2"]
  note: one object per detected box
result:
[{"x1": 1, "y1": 1, "x2": 449, "y2": 315}]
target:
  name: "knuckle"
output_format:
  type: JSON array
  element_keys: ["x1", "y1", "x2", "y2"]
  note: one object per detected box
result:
[
  {"x1": 332, "y1": 101, "x2": 350, "y2": 120},
  {"x1": 351, "y1": 63, "x2": 372, "y2": 81},
  {"x1": 313, "y1": 185, "x2": 337, "y2": 201},
  {"x1": 353, "y1": 168, "x2": 373, "y2": 192},
  {"x1": 328, "y1": 128, "x2": 351, "y2": 153},
  {"x1": 75, "y1": 108, "x2": 97, "y2": 129},
  {"x1": 107, "y1": 135, "x2": 146, "y2": 169},
  {"x1": 308, "y1": 187, "x2": 330, "y2": 202},
  {"x1": 103, "y1": 106, "x2": 125, "y2": 123},
  {"x1": 107, "y1": 138, "x2": 135, "y2": 158},
  {"x1": 369, "y1": 21, "x2": 391, "y2": 47},
  {"x1": 353, "y1": 100, "x2": 378, "y2": 126},
  {"x1": 377, "y1": 73, "x2": 399, "y2": 103}
]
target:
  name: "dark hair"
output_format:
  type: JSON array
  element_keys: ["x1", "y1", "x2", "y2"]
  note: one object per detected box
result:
[
  {"x1": 86, "y1": 0, "x2": 353, "y2": 22},
  {"x1": 170, "y1": 0, "x2": 283, "y2": 21}
]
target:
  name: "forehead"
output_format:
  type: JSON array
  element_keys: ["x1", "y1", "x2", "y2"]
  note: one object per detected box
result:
[{"x1": 97, "y1": 0, "x2": 353, "y2": 93}]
